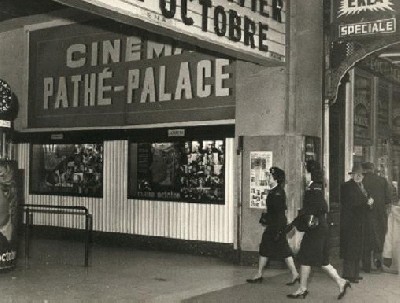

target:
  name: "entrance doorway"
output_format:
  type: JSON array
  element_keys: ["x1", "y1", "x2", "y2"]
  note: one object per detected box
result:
[{"x1": 329, "y1": 43, "x2": 400, "y2": 208}]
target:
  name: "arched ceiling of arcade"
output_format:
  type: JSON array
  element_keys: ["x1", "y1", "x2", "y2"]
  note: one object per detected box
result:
[
  {"x1": 327, "y1": 39, "x2": 400, "y2": 104},
  {"x1": 326, "y1": 0, "x2": 400, "y2": 104},
  {"x1": 378, "y1": 43, "x2": 400, "y2": 66}
]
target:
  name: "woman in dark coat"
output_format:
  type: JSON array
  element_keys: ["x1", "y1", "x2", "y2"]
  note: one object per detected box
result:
[
  {"x1": 246, "y1": 167, "x2": 299, "y2": 285},
  {"x1": 340, "y1": 163, "x2": 373, "y2": 282},
  {"x1": 287, "y1": 160, "x2": 350, "y2": 300}
]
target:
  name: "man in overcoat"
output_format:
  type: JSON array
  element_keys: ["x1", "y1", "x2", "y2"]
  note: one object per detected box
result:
[
  {"x1": 361, "y1": 162, "x2": 392, "y2": 272},
  {"x1": 340, "y1": 163, "x2": 373, "y2": 282}
]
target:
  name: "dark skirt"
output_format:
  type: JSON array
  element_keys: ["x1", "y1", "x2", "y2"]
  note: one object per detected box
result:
[
  {"x1": 259, "y1": 227, "x2": 292, "y2": 259},
  {"x1": 297, "y1": 224, "x2": 330, "y2": 266}
]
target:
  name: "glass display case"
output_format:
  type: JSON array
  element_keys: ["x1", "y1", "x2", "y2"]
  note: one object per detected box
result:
[
  {"x1": 129, "y1": 139, "x2": 225, "y2": 204},
  {"x1": 30, "y1": 143, "x2": 103, "y2": 197}
]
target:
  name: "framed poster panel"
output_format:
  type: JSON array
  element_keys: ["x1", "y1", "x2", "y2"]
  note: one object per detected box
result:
[
  {"x1": 377, "y1": 79, "x2": 390, "y2": 138},
  {"x1": 354, "y1": 70, "x2": 373, "y2": 146},
  {"x1": 30, "y1": 143, "x2": 103, "y2": 197},
  {"x1": 249, "y1": 151, "x2": 273, "y2": 209},
  {"x1": 128, "y1": 139, "x2": 225, "y2": 204}
]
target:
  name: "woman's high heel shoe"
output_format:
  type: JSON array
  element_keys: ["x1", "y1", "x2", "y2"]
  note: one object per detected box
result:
[
  {"x1": 246, "y1": 277, "x2": 263, "y2": 284},
  {"x1": 338, "y1": 281, "x2": 351, "y2": 300},
  {"x1": 286, "y1": 276, "x2": 300, "y2": 286},
  {"x1": 287, "y1": 290, "x2": 309, "y2": 299}
]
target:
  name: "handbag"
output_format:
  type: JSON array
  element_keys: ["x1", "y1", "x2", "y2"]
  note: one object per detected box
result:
[
  {"x1": 259, "y1": 212, "x2": 269, "y2": 226},
  {"x1": 307, "y1": 214, "x2": 319, "y2": 230},
  {"x1": 293, "y1": 214, "x2": 319, "y2": 232}
]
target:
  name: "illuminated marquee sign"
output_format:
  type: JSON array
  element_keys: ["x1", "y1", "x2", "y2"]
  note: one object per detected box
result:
[
  {"x1": 53, "y1": 0, "x2": 286, "y2": 65},
  {"x1": 339, "y1": 18, "x2": 396, "y2": 37},
  {"x1": 338, "y1": 0, "x2": 394, "y2": 17},
  {"x1": 326, "y1": 0, "x2": 400, "y2": 102},
  {"x1": 333, "y1": 0, "x2": 399, "y2": 39}
]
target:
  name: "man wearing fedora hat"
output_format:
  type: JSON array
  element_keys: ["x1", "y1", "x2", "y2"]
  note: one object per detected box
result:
[
  {"x1": 340, "y1": 163, "x2": 374, "y2": 283},
  {"x1": 361, "y1": 162, "x2": 392, "y2": 273}
]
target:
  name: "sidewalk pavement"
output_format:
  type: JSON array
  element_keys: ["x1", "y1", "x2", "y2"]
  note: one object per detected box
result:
[
  {"x1": 0, "y1": 239, "x2": 399, "y2": 302},
  {"x1": 184, "y1": 269, "x2": 400, "y2": 303}
]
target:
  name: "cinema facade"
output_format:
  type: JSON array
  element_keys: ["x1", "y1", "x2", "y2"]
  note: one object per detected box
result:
[{"x1": 0, "y1": 0, "x2": 325, "y2": 263}]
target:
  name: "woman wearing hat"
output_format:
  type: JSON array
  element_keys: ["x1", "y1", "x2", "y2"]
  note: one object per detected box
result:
[
  {"x1": 340, "y1": 163, "x2": 374, "y2": 283},
  {"x1": 287, "y1": 160, "x2": 350, "y2": 300},
  {"x1": 246, "y1": 166, "x2": 299, "y2": 285}
]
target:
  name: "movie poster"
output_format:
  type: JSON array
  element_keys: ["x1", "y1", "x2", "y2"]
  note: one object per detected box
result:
[
  {"x1": 31, "y1": 144, "x2": 103, "y2": 197},
  {"x1": 250, "y1": 151, "x2": 273, "y2": 209},
  {"x1": 0, "y1": 160, "x2": 18, "y2": 271},
  {"x1": 131, "y1": 140, "x2": 225, "y2": 204}
]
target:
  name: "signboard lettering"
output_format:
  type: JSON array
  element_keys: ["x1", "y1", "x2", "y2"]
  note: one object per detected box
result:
[
  {"x1": 339, "y1": 18, "x2": 395, "y2": 36},
  {"x1": 158, "y1": 0, "x2": 270, "y2": 52},
  {"x1": 53, "y1": 0, "x2": 286, "y2": 64},
  {"x1": 338, "y1": 0, "x2": 394, "y2": 17},
  {"x1": 43, "y1": 53, "x2": 230, "y2": 109},
  {"x1": 168, "y1": 129, "x2": 185, "y2": 136},
  {"x1": 332, "y1": 0, "x2": 399, "y2": 40},
  {"x1": 28, "y1": 22, "x2": 235, "y2": 128},
  {"x1": 53, "y1": 38, "x2": 229, "y2": 107}
]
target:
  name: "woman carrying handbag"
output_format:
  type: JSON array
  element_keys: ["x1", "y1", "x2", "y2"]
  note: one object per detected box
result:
[
  {"x1": 246, "y1": 167, "x2": 299, "y2": 285},
  {"x1": 286, "y1": 160, "x2": 351, "y2": 300}
]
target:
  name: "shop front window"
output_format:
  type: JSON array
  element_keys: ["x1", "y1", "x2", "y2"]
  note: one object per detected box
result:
[
  {"x1": 353, "y1": 73, "x2": 372, "y2": 146},
  {"x1": 30, "y1": 144, "x2": 103, "y2": 197},
  {"x1": 128, "y1": 139, "x2": 225, "y2": 204}
]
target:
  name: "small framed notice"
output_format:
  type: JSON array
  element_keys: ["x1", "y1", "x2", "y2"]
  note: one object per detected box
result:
[{"x1": 0, "y1": 120, "x2": 11, "y2": 128}]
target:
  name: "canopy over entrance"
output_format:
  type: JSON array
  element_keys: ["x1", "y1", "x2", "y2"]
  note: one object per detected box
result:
[{"x1": 327, "y1": 0, "x2": 400, "y2": 102}]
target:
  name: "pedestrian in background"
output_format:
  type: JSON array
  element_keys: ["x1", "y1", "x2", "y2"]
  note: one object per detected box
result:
[
  {"x1": 340, "y1": 163, "x2": 374, "y2": 283},
  {"x1": 287, "y1": 160, "x2": 350, "y2": 300},
  {"x1": 361, "y1": 162, "x2": 391, "y2": 272},
  {"x1": 382, "y1": 199, "x2": 400, "y2": 274},
  {"x1": 246, "y1": 167, "x2": 299, "y2": 285}
]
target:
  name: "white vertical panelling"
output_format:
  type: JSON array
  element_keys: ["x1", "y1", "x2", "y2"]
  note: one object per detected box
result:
[
  {"x1": 17, "y1": 138, "x2": 235, "y2": 243},
  {"x1": 172, "y1": 202, "x2": 177, "y2": 238},
  {"x1": 134, "y1": 201, "x2": 139, "y2": 234},
  {"x1": 207, "y1": 204, "x2": 212, "y2": 241},
  {"x1": 105, "y1": 141, "x2": 110, "y2": 232},
  {"x1": 226, "y1": 138, "x2": 235, "y2": 242}
]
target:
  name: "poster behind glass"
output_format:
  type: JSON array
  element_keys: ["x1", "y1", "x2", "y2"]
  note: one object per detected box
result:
[
  {"x1": 0, "y1": 160, "x2": 18, "y2": 270},
  {"x1": 30, "y1": 144, "x2": 103, "y2": 197},
  {"x1": 354, "y1": 74, "x2": 372, "y2": 146},
  {"x1": 130, "y1": 140, "x2": 225, "y2": 204},
  {"x1": 376, "y1": 81, "x2": 390, "y2": 179},
  {"x1": 377, "y1": 81, "x2": 390, "y2": 137},
  {"x1": 250, "y1": 151, "x2": 273, "y2": 209}
]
